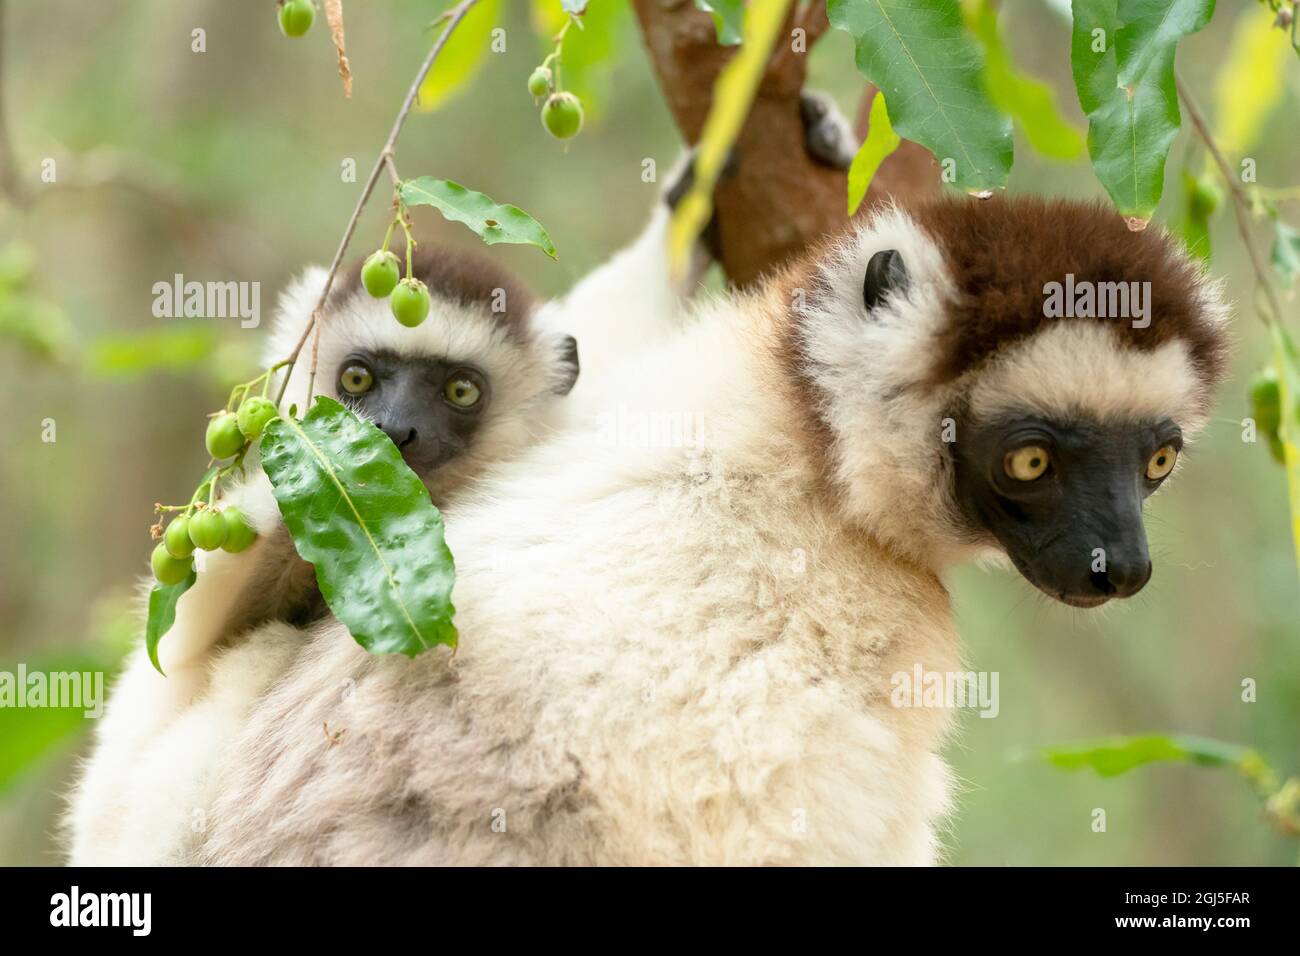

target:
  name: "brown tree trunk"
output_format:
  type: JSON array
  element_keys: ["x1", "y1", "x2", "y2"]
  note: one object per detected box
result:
[{"x1": 632, "y1": 0, "x2": 938, "y2": 288}]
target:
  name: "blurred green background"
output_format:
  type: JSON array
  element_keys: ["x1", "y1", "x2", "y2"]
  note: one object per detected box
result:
[{"x1": 1, "y1": 0, "x2": 1297, "y2": 865}]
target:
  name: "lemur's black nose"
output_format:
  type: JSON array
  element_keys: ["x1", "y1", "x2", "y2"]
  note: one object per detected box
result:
[{"x1": 1087, "y1": 558, "x2": 1152, "y2": 599}]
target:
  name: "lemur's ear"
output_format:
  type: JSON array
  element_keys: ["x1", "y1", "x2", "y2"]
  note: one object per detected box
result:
[
  {"x1": 862, "y1": 249, "x2": 908, "y2": 312},
  {"x1": 552, "y1": 334, "x2": 580, "y2": 396}
]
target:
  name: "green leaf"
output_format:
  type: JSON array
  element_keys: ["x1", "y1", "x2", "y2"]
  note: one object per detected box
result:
[
  {"x1": 964, "y1": 0, "x2": 1084, "y2": 161},
  {"x1": 847, "y1": 92, "x2": 902, "y2": 215},
  {"x1": 1043, "y1": 733, "x2": 1254, "y2": 777},
  {"x1": 417, "y1": 0, "x2": 502, "y2": 112},
  {"x1": 1069, "y1": 0, "x2": 1216, "y2": 222},
  {"x1": 694, "y1": 0, "x2": 744, "y2": 46},
  {"x1": 1271, "y1": 218, "x2": 1300, "y2": 288},
  {"x1": 531, "y1": 0, "x2": 629, "y2": 123},
  {"x1": 144, "y1": 570, "x2": 197, "y2": 676},
  {"x1": 0, "y1": 292, "x2": 72, "y2": 363},
  {"x1": 1212, "y1": 3, "x2": 1291, "y2": 154},
  {"x1": 260, "y1": 397, "x2": 458, "y2": 657},
  {"x1": 828, "y1": 0, "x2": 1013, "y2": 193},
  {"x1": 669, "y1": 0, "x2": 795, "y2": 270},
  {"x1": 399, "y1": 177, "x2": 558, "y2": 259},
  {"x1": 83, "y1": 324, "x2": 219, "y2": 378}
]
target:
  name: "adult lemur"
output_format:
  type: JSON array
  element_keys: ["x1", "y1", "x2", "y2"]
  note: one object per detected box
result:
[{"x1": 159, "y1": 195, "x2": 1227, "y2": 866}]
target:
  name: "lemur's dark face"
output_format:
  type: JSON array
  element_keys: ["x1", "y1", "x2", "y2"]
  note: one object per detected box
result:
[
  {"x1": 335, "y1": 349, "x2": 491, "y2": 477},
  {"x1": 951, "y1": 415, "x2": 1183, "y2": 608}
]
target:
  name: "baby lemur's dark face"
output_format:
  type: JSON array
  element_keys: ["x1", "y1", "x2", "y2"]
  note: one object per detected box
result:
[
  {"x1": 951, "y1": 414, "x2": 1183, "y2": 607},
  {"x1": 335, "y1": 349, "x2": 490, "y2": 477}
]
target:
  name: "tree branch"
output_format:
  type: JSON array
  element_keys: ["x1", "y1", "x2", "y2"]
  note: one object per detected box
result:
[
  {"x1": 1176, "y1": 73, "x2": 1282, "y2": 328},
  {"x1": 279, "y1": 0, "x2": 480, "y2": 406},
  {"x1": 632, "y1": 0, "x2": 936, "y2": 286}
]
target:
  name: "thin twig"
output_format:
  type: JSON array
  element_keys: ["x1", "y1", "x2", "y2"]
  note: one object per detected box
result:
[
  {"x1": 278, "y1": 0, "x2": 482, "y2": 407},
  {"x1": 1176, "y1": 73, "x2": 1283, "y2": 328}
]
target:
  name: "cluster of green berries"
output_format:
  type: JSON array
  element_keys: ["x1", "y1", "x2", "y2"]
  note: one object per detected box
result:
[
  {"x1": 151, "y1": 506, "x2": 258, "y2": 586},
  {"x1": 150, "y1": 395, "x2": 279, "y2": 586},
  {"x1": 1249, "y1": 368, "x2": 1289, "y2": 465},
  {"x1": 278, "y1": 0, "x2": 315, "y2": 38},
  {"x1": 361, "y1": 248, "x2": 431, "y2": 328},
  {"x1": 528, "y1": 66, "x2": 583, "y2": 141}
]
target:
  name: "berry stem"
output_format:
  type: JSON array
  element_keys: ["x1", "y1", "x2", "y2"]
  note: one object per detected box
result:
[{"x1": 272, "y1": 0, "x2": 484, "y2": 411}]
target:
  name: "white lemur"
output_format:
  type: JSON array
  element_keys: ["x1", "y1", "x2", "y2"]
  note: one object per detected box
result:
[{"x1": 175, "y1": 195, "x2": 1228, "y2": 866}]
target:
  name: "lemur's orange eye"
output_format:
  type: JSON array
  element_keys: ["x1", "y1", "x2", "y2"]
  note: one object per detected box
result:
[
  {"x1": 340, "y1": 364, "x2": 374, "y2": 395},
  {"x1": 1004, "y1": 446, "x2": 1050, "y2": 481},
  {"x1": 1146, "y1": 445, "x2": 1177, "y2": 481}
]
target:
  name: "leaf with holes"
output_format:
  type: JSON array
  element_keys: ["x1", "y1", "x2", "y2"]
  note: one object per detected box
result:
[
  {"x1": 260, "y1": 397, "x2": 457, "y2": 657},
  {"x1": 828, "y1": 0, "x2": 1012, "y2": 192},
  {"x1": 400, "y1": 177, "x2": 557, "y2": 259},
  {"x1": 1070, "y1": 0, "x2": 1215, "y2": 223}
]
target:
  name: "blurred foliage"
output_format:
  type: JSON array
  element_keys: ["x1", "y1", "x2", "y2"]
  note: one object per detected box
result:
[{"x1": 1, "y1": 0, "x2": 1299, "y2": 867}]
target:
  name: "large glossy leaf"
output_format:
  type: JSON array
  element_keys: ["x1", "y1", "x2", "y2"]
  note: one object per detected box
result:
[
  {"x1": 261, "y1": 397, "x2": 457, "y2": 657},
  {"x1": 965, "y1": 0, "x2": 1084, "y2": 161},
  {"x1": 694, "y1": 0, "x2": 744, "y2": 46},
  {"x1": 417, "y1": 0, "x2": 502, "y2": 111},
  {"x1": 400, "y1": 177, "x2": 557, "y2": 259},
  {"x1": 668, "y1": 0, "x2": 794, "y2": 270},
  {"x1": 1070, "y1": 0, "x2": 1215, "y2": 223},
  {"x1": 828, "y1": 0, "x2": 1012, "y2": 192},
  {"x1": 847, "y1": 92, "x2": 901, "y2": 215},
  {"x1": 1043, "y1": 733, "x2": 1253, "y2": 777},
  {"x1": 1271, "y1": 218, "x2": 1300, "y2": 289},
  {"x1": 144, "y1": 570, "x2": 197, "y2": 676}
]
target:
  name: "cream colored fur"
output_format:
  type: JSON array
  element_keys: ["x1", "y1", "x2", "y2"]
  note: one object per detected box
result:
[
  {"x1": 67, "y1": 215, "x2": 691, "y2": 865},
  {"x1": 70, "y1": 202, "x2": 1226, "y2": 867}
]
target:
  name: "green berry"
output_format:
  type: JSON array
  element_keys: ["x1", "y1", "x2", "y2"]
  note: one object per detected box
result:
[
  {"x1": 542, "y1": 92, "x2": 583, "y2": 140},
  {"x1": 361, "y1": 250, "x2": 401, "y2": 298},
  {"x1": 206, "y1": 411, "x2": 245, "y2": 460},
  {"x1": 390, "y1": 277, "x2": 431, "y2": 328},
  {"x1": 189, "y1": 508, "x2": 228, "y2": 551},
  {"x1": 151, "y1": 542, "x2": 192, "y2": 586},
  {"x1": 527, "y1": 66, "x2": 553, "y2": 99},
  {"x1": 164, "y1": 516, "x2": 195, "y2": 559},
  {"x1": 1249, "y1": 368, "x2": 1282, "y2": 436},
  {"x1": 279, "y1": 0, "x2": 314, "y2": 37},
  {"x1": 237, "y1": 396, "x2": 278, "y2": 440},
  {"x1": 221, "y1": 507, "x2": 258, "y2": 553}
]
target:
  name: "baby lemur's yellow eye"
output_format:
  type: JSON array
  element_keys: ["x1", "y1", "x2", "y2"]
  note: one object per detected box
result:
[
  {"x1": 1004, "y1": 446, "x2": 1050, "y2": 481},
  {"x1": 1146, "y1": 445, "x2": 1178, "y2": 480},
  {"x1": 340, "y1": 364, "x2": 373, "y2": 395},
  {"x1": 445, "y1": 375, "x2": 481, "y2": 408}
]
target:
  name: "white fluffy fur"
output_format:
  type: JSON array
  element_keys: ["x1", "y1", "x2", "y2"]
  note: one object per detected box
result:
[
  {"x1": 67, "y1": 205, "x2": 698, "y2": 866},
  {"x1": 70, "y1": 201, "x2": 1225, "y2": 867}
]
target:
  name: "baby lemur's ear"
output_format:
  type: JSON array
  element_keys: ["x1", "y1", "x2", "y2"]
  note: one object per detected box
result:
[{"x1": 550, "y1": 333, "x2": 580, "y2": 396}]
